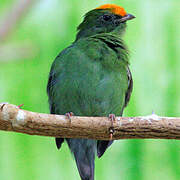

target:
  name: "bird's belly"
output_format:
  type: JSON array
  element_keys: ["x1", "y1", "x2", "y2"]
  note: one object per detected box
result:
[{"x1": 52, "y1": 68, "x2": 126, "y2": 116}]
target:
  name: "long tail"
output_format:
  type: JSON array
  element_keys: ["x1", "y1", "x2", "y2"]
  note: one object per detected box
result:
[{"x1": 66, "y1": 139, "x2": 96, "y2": 180}]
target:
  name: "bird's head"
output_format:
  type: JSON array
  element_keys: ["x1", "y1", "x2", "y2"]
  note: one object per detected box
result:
[{"x1": 76, "y1": 4, "x2": 135, "y2": 40}]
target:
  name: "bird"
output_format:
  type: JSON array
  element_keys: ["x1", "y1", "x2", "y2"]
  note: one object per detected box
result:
[{"x1": 47, "y1": 4, "x2": 135, "y2": 180}]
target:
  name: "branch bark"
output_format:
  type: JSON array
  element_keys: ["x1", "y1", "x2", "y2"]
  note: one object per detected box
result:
[{"x1": 0, "y1": 103, "x2": 180, "y2": 140}]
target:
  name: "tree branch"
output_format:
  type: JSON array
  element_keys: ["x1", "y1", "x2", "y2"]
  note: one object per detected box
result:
[{"x1": 0, "y1": 103, "x2": 180, "y2": 140}]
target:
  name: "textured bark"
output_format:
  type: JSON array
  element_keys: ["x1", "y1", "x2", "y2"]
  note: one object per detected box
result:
[{"x1": 0, "y1": 103, "x2": 180, "y2": 140}]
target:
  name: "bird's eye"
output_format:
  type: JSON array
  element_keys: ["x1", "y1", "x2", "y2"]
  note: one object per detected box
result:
[{"x1": 102, "y1": 14, "x2": 112, "y2": 21}]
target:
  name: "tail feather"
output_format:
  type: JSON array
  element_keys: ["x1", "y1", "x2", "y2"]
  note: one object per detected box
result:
[
  {"x1": 75, "y1": 157, "x2": 94, "y2": 180},
  {"x1": 66, "y1": 139, "x2": 96, "y2": 180}
]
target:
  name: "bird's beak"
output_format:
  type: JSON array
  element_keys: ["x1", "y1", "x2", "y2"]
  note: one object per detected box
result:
[{"x1": 120, "y1": 14, "x2": 136, "y2": 23}]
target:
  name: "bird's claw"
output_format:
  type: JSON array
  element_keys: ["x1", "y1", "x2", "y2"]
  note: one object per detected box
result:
[
  {"x1": 109, "y1": 114, "x2": 116, "y2": 123},
  {"x1": 109, "y1": 128, "x2": 114, "y2": 140},
  {"x1": 109, "y1": 114, "x2": 116, "y2": 140},
  {"x1": 65, "y1": 112, "x2": 74, "y2": 124}
]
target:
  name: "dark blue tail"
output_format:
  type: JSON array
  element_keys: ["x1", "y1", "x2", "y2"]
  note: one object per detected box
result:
[{"x1": 66, "y1": 139, "x2": 96, "y2": 180}]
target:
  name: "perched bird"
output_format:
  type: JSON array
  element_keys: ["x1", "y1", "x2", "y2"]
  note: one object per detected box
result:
[{"x1": 47, "y1": 4, "x2": 135, "y2": 180}]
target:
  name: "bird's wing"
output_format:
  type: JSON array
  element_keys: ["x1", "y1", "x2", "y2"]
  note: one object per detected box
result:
[
  {"x1": 97, "y1": 67, "x2": 133, "y2": 158},
  {"x1": 124, "y1": 66, "x2": 133, "y2": 108},
  {"x1": 97, "y1": 140, "x2": 114, "y2": 158}
]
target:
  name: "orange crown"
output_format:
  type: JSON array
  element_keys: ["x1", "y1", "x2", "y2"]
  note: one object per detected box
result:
[{"x1": 96, "y1": 4, "x2": 127, "y2": 17}]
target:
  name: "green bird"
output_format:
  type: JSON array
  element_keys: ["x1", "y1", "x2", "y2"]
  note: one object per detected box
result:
[{"x1": 47, "y1": 4, "x2": 135, "y2": 180}]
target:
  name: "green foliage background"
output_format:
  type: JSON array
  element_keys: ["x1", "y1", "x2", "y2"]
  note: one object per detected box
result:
[{"x1": 0, "y1": 0, "x2": 180, "y2": 179}]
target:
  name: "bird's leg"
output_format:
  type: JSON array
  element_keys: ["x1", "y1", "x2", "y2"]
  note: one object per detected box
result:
[
  {"x1": 17, "y1": 104, "x2": 24, "y2": 109},
  {"x1": 65, "y1": 112, "x2": 74, "y2": 124},
  {"x1": 109, "y1": 114, "x2": 116, "y2": 140}
]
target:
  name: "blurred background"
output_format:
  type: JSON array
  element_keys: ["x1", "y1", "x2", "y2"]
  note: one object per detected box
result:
[{"x1": 0, "y1": 0, "x2": 180, "y2": 179}]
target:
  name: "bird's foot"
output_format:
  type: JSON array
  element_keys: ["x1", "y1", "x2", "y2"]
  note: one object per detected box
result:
[
  {"x1": 17, "y1": 104, "x2": 24, "y2": 109},
  {"x1": 109, "y1": 114, "x2": 116, "y2": 123},
  {"x1": 109, "y1": 114, "x2": 116, "y2": 140},
  {"x1": 65, "y1": 112, "x2": 74, "y2": 124},
  {"x1": 109, "y1": 128, "x2": 114, "y2": 140}
]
